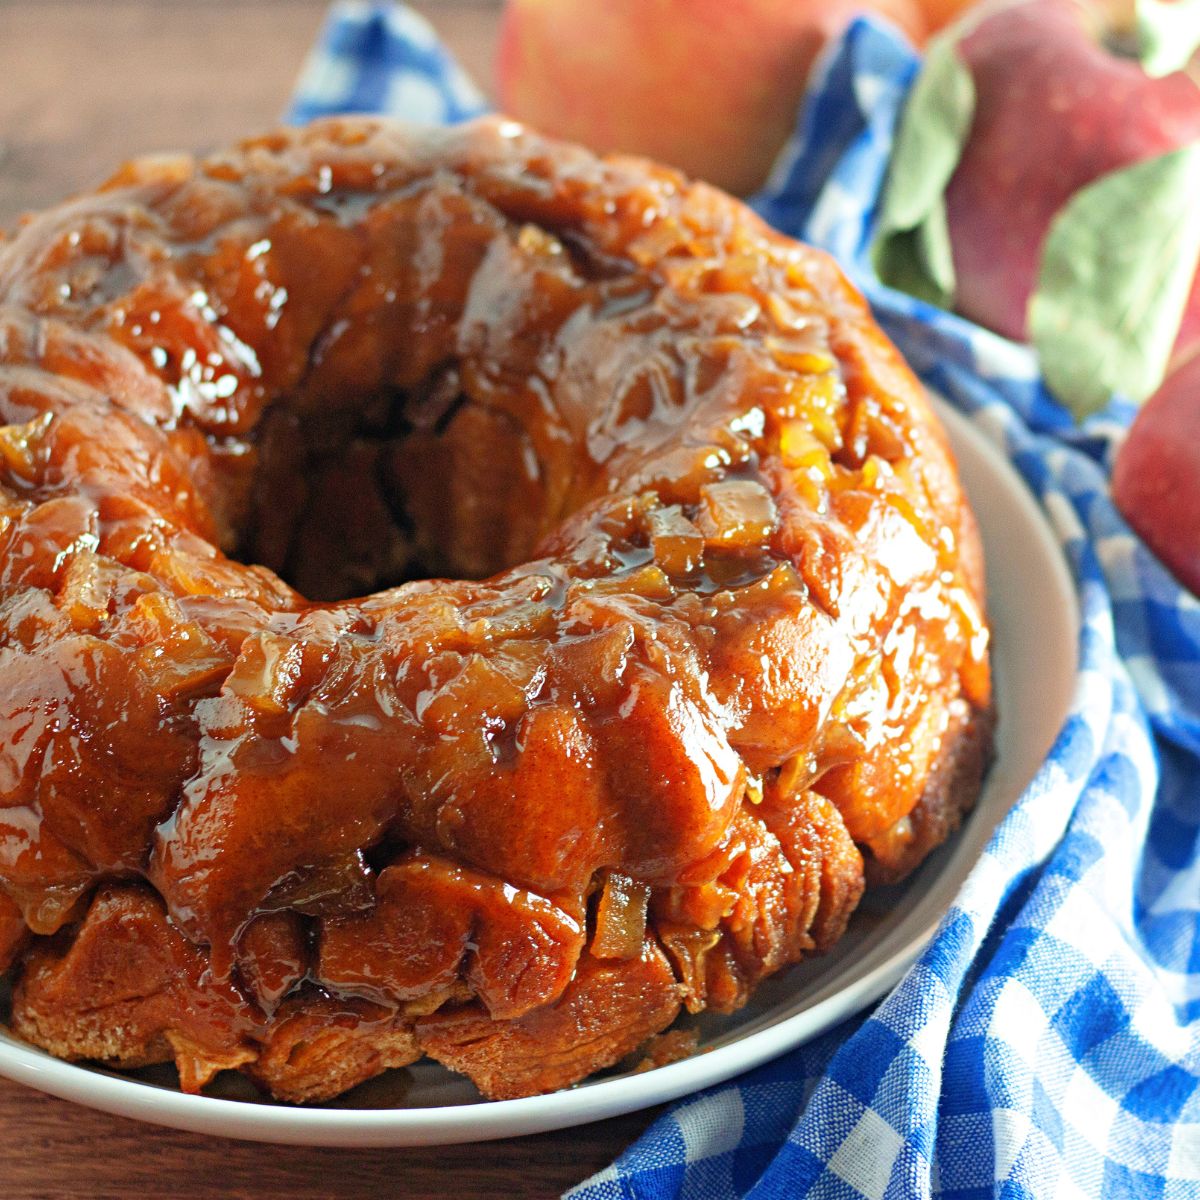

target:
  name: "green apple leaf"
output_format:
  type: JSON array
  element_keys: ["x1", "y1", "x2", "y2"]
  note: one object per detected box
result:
[
  {"x1": 1029, "y1": 143, "x2": 1200, "y2": 419},
  {"x1": 872, "y1": 34, "x2": 975, "y2": 308},
  {"x1": 1137, "y1": 0, "x2": 1200, "y2": 78}
]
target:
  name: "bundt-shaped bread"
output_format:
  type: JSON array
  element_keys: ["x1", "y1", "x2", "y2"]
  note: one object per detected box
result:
[{"x1": 0, "y1": 118, "x2": 992, "y2": 1102}]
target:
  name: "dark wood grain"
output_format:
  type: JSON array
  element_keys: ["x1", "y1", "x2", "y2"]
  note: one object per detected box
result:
[
  {"x1": 0, "y1": 3, "x2": 660, "y2": 1196},
  {"x1": 0, "y1": 0, "x2": 501, "y2": 225},
  {"x1": 0, "y1": 1082, "x2": 661, "y2": 1199}
]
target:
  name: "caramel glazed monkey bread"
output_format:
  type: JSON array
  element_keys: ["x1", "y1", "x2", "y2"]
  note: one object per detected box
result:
[{"x1": 0, "y1": 117, "x2": 993, "y2": 1103}]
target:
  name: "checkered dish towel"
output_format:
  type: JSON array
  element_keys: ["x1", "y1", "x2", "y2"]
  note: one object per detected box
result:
[{"x1": 290, "y1": 6, "x2": 1200, "y2": 1197}]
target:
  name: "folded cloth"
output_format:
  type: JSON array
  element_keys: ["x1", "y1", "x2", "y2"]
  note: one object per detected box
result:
[
  {"x1": 290, "y1": 7, "x2": 1200, "y2": 1196},
  {"x1": 289, "y1": 1, "x2": 487, "y2": 125}
]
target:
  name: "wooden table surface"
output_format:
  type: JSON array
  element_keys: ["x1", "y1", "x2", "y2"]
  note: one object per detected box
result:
[{"x1": 0, "y1": 3, "x2": 664, "y2": 1196}]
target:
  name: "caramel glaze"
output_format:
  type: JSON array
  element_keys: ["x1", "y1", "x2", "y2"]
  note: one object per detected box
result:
[{"x1": 0, "y1": 118, "x2": 992, "y2": 1101}]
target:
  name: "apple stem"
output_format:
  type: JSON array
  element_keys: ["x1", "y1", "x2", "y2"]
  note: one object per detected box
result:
[{"x1": 1102, "y1": 26, "x2": 1143, "y2": 57}]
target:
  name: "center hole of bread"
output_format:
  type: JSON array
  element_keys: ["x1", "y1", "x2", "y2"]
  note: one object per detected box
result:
[{"x1": 234, "y1": 366, "x2": 549, "y2": 603}]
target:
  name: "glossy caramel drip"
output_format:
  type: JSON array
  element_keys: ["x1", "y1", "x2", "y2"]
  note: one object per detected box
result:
[{"x1": 0, "y1": 118, "x2": 991, "y2": 1100}]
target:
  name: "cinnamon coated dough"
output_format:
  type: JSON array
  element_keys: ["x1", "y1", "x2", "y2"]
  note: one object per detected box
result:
[{"x1": 0, "y1": 118, "x2": 992, "y2": 1102}]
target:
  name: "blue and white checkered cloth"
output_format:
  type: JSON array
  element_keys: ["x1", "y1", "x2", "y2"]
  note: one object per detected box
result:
[{"x1": 290, "y1": 6, "x2": 1200, "y2": 1195}]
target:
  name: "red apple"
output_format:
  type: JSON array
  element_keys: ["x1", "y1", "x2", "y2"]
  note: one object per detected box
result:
[
  {"x1": 1113, "y1": 351, "x2": 1200, "y2": 594},
  {"x1": 922, "y1": 0, "x2": 979, "y2": 31},
  {"x1": 496, "y1": 0, "x2": 928, "y2": 196},
  {"x1": 943, "y1": 0, "x2": 1200, "y2": 363}
]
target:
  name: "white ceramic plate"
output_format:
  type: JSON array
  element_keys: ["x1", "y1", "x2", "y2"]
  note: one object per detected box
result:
[{"x1": 0, "y1": 398, "x2": 1078, "y2": 1147}]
